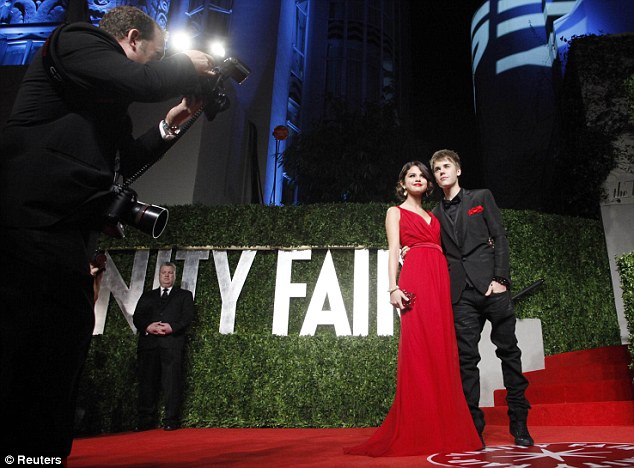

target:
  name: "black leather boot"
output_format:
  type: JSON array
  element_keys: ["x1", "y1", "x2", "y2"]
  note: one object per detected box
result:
[{"x1": 510, "y1": 420, "x2": 534, "y2": 446}]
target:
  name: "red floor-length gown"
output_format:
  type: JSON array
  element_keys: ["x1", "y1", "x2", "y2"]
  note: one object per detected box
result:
[{"x1": 344, "y1": 207, "x2": 482, "y2": 456}]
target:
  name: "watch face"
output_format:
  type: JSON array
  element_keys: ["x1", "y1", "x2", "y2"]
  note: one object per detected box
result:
[{"x1": 427, "y1": 443, "x2": 634, "y2": 467}]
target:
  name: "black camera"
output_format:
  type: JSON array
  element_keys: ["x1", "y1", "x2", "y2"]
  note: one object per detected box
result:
[
  {"x1": 102, "y1": 185, "x2": 168, "y2": 239},
  {"x1": 215, "y1": 56, "x2": 250, "y2": 84},
  {"x1": 200, "y1": 57, "x2": 250, "y2": 121}
]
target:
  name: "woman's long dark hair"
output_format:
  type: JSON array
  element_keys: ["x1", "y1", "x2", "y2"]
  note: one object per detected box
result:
[{"x1": 395, "y1": 161, "x2": 434, "y2": 201}]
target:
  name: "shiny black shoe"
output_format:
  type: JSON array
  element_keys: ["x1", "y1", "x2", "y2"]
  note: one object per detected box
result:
[
  {"x1": 510, "y1": 421, "x2": 534, "y2": 446},
  {"x1": 133, "y1": 423, "x2": 154, "y2": 432},
  {"x1": 164, "y1": 424, "x2": 180, "y2": 431}
]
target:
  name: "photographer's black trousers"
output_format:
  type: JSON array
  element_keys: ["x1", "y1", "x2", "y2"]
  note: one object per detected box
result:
[{"x1": 0, "y1": 225, "x2": 96, "y2": 458}]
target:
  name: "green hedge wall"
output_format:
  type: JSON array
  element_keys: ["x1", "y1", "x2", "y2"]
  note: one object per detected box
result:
[
  {"x1": 617, "y1": 251, "x2": 634, "y2": 367},
  {"x1": 77, "y1": 203, "x2": 620, "y2": 435}
]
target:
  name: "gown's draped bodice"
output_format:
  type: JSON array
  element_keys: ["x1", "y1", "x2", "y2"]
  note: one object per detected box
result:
[{"x1": 397, "y1": 206, "x2": 441, "y2": 251}]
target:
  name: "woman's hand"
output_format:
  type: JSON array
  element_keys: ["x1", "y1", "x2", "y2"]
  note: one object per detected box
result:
[{"x1": 389, "y1": 288, "x2": 408, "y2": 310}]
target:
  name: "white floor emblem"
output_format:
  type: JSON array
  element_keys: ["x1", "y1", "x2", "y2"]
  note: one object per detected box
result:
[{"x1": 427, "y1": 442, "x2": 634, "y2": 467}]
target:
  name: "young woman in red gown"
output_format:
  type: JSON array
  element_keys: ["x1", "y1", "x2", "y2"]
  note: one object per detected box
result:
[{"x1": 344, "y1": 161, "x2": 482, "y2": 457}]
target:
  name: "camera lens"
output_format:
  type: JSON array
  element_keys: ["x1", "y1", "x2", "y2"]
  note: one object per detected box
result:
[{"x1": 124, "y1": 202, "x2": 169, "y2": 238}]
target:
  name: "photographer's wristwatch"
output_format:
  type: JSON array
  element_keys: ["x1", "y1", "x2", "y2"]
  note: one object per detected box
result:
[{"x1": 160, "y1": 120, "x2": 180, "y2": 141}]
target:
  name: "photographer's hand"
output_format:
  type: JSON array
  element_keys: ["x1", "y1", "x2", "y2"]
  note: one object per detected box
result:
[
  {"x1": 89, "y1": 254, "x2": 106, "y2": 304},
  {"x1": 181, "y1": 50, "x2": 215, "y2": 76},
  {"x1": 165, "y1": 95, "x2": 204, "y2": 128}
]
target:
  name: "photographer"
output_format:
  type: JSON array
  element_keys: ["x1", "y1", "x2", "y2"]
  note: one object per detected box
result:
[{"x1": 0, "y1": 6, "x2": 214, "y2": 459}]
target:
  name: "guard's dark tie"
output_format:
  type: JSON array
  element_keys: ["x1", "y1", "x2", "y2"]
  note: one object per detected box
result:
[{"x1": 161, "y1": 288, "x2": 169, "y2": 299}]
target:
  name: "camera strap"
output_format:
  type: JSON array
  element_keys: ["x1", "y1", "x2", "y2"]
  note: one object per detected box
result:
[
  {"x1": 41, "y1": 23, "x2": 71, "y2": 91},
  {"x1": 122, "y1": 71, "x2": 238, "y2": 186},
  {"x1": 122, "y1": 106, "x2": 205, "y2": 186}
]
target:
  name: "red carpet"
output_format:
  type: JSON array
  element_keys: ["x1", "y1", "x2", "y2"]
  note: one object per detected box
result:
[
  {"x1": 68, "y1": 426, "x2": 634, "y2": 467},
  {"x1": 69, "y1": 346, "x2": 634, "y2": 466}
]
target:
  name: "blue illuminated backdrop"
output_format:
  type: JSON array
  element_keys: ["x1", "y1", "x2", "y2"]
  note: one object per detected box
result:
[
  {"x1": 470, "y1": 0, "x2": 634, "y2": 209},
  {"x1": 0, "y1": 0, "x2": 407, "y2": 207},
  {"x1": 3, "y1": 0, "x2": 631, "y2": 208}
]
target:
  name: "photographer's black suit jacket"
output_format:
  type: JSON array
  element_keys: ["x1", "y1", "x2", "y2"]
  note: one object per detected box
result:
[
  {"x1": 432, "y1": 188, "x2": 510, "y2": 304},
  {"x1": 0, "y1": 22, "x2": 201, "y2": 229},
  {"x1": 133, "y1": 287, "x2": 195, "y2": 351}
]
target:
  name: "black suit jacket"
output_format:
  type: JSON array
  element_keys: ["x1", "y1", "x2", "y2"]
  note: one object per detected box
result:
[
  {"x1": 432, "y1": 188, "x2": 511, "y2": 304},
  {"x1": 0, "y1": 22, "x2": 200, "y2": 228},
  {"x1": 133, "y1": 287, "x2": 195, "y2": 350}
]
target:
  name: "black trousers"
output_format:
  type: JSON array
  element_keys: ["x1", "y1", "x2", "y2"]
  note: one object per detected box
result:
[
  {"x1": 0, "y1": 225, "x2": 96, "y2": 457},
  {"x1": 137, "y1": 343, "x2": 185, "y2": 426},
  {"x1": 452, "y1": 288, "x2": 530, "y2": 434}
]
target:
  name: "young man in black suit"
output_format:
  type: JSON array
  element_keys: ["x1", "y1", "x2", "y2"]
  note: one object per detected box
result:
[
  {"x1": 0, "y1": 6, "x2": 214, "y2": 458},
  {"x1": 430, "y1": 149, "x2": 533, "y2": 447},
  {"x1": 133, "y1": 262, "x2": 194, "y2": 431}
]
